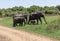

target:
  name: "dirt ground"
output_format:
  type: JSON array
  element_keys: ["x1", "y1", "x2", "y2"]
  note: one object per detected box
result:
[
  {"x1": 0, "y1": 26, "x2": 59, "y2": 41},
  {"x1": 0, "y1": 18, "x2": 3, "y2": 20}
]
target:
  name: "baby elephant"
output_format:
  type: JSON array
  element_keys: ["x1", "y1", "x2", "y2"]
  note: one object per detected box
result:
[{"x1": 30, "y1": 20, "x2": 36, "y2": 25}]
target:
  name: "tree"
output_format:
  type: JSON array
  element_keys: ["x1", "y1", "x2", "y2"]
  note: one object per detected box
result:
[
  {"x1": 18, "y1": 6, "x2": 26, "y2": 11},
  {"x1": 1, "y1": 9, "x2": 6, "y2": 16},
  {"x1": 56, "y1": 5, "x2": 60, "y2": 11},
  {"x1": 0, "y1": 9, "x2": 2, "y2": 17},
  {"x1": 11, "y1": 6, "x2": 19, "y2": 11},
  {"x1": 29, "y1": 5, "x2": 41, "y2": 12}
]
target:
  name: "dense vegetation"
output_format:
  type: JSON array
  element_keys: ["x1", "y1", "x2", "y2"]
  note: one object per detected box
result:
[
  {"x1": 0, "y1": 15, "x2": 60, "y2": 40},
  {"x1": 0, "y1": 5, "x2": 60, "y2": 17}
]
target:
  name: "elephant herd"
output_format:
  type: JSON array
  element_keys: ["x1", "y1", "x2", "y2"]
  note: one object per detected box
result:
[{"x1": 13, "y1": 12, "x2": 47, "y2": 27}]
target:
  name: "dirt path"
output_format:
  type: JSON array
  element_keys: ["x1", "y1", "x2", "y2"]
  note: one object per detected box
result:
[
  {"x1": 0, "y1": 26, "x2": 59, "y2": 41},
  {"x1": 0, "y1": 18, "x2": 3, "y2": 20}
]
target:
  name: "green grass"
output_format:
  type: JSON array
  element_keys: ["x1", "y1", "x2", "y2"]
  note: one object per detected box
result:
[{"x1": 0, "y1": 15, "x2": 60, "y2": 40}]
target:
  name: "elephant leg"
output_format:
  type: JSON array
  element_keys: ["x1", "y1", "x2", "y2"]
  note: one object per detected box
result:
[
  {"x1": 13, "y1": 21, "x2": 16, "y2": 27},
  {"x1": 13, "y1": 22, "x2": 15, "y2": 27},
  {"x1": 23, "y1": 20, "x2": 26, "y2": 25},
  {"x1": 43, "y1": 16, "x2": 47, "y2": 24},
  {"x1": 28, "y1": 19, "x2": 30, "y2": 24},
  {"x1": 25, "y1": 17, "x2": 27, "y2": 22},
  {"x1": 21, "y1": 22, "x2": 23, "y2": 26},
  {"x1": 39, "y1": 18, "x2": 42, "y2": 24},
  {"x1": 37, "y1": 19, "x2": 38, "y2": 24},
  {"x1": 19, "y1": 23, "x2": 21, "y2": 26}
]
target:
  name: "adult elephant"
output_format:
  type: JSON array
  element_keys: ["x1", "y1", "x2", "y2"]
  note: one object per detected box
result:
[
  {"x1": 13, "y1": 14, "x2": 27, "y2": 27},
  {"x1": 13, "y1": 14, "x2": 28, "y2": 21},
  {"x1": 28, "y1": 12, "x2": 47, "y2": 24},
  {"x1": 13, "y1": 16, "x2": 26, "y2": 27}
]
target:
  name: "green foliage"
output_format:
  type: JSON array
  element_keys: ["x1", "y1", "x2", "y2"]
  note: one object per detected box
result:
[
  {"x1": 56, "y1": 5, "x2": 60, "y2": 11},
  {"x1": 0, "y1": 5, "x2": 60, "y2": 17}
]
